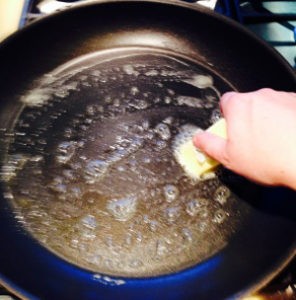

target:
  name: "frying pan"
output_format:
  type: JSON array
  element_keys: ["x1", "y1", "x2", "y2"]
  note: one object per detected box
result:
[{"x1": 0, "y1": 1, "x2": 295, "y2": 299}]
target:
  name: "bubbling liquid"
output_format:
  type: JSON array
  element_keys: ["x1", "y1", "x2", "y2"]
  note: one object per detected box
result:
[{"x1": 1, "y1": 49, "x2": 248, "y2": 277}]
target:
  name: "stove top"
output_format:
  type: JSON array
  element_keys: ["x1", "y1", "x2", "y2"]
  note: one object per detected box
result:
[
  {"x1": 0, "y1": 1, "x2": 295, "y2": 299},
  {"x1": 216, "y1": 0, "x2": 296, "y2": 68}
]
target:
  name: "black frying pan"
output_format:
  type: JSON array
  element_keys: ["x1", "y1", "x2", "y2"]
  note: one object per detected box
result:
[{"x1": 0, "y1": 1, "x2": 295, "y2": 299}]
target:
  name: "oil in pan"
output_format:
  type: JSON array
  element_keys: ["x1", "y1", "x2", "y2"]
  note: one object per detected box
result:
[{"x1": 1, "y1": 48, "x2": 250, "y2": 277}]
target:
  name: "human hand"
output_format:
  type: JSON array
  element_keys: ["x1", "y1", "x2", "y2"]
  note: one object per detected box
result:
[{"x1": 193, "y1": 88, "x2": 296, "y2": 189}]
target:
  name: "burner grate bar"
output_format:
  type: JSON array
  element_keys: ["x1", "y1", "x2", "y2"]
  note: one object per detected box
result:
[{"x1": 242, "y1": 12, "x2": 296, "y2": 23}]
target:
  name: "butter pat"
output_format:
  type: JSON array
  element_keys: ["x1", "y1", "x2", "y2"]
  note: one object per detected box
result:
[
  {"x1": 173, "y1": 118, "x2": 227, "y2": 180},
  {"x1": 0, "y1": 0, "x2": 25, "y2": 42},
  {"x1": 206, "y1": 117, "x2": 227, "y2": 138}
]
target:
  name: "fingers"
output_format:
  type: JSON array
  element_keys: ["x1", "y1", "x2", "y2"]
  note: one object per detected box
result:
[
  {"x1": 193, "y1": 131, "x2": 228, "y2": 166},
  {"x1": 191, "y1": 92, "x2": 235, "y2": 166},
  {"x1": 193, "y1": 91, "x2": 253, "y2": 169},
  {"x1": 219, "y1": 91, "x2": 237, "y2": 117}
]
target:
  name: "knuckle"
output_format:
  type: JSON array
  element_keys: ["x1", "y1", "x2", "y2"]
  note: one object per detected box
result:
[
  {"x1": 220, "y1": 91, "x2": 238, "y2": 114},
  {"x1": 258, "y1": 87, "x2": 274, "y2": 95}
]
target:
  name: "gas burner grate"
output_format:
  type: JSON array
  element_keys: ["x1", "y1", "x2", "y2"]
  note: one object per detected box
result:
[{"x1": 216, "y1": 0, "x2": 296, "y2": 68}]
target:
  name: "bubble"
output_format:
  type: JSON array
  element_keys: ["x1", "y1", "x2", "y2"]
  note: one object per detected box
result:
[
  {"x1": 49, "y1": 177, "x2": 67, "y2": 194},
  {"x1": 148, "y1": 220, "x2": 158, "y2": 232},
  {"x1": 144, "y1": 131, "x2": 154, "y2": 140},
  {"x1": 3, "y1": 192, "x2": 14, "y2": 200},
  {"x1": 69, "y1": 186, "x2": 82, "y2": 199},
  {"x1": 54, "y1": 88, "x2": 70, "y2": 98},
  {"x1": 91, "y1": 70, "x2": 101, "y2": 76},
  {"x1": 89, "y1": 254, "x2": 102, "y2": 265},
  {"x1": 214, "y1": 186, "x2": 230, "y2": 205},
  {"x1": 104, "y1": 95, "x2": 112, "y2": 104},
  {"x1": 167, "y1": 89, "x2": 175, "y2": 95},
  {"x1": 164, "y1": 206, "x2": 180, "y2": 222},
  {"x1": 203, "y1": 87, "x2": 220, "y2": 104},
  {"x1": 213, "y1": 209, "x2": 228, "y2": 224},
  {"x1": 182, "y1": 228, "x2": 193, "y2": 242},
  {"x1": 28, "y1": 209, "x2": 46, "y2": 218},
  {"x1": 37, "y1": 138, "x2": 47, "y2": 145},
  {"x1": 186, "y1": 198, "x2": 208, "y2": 216},
  {"x1": 210, "y1": 108, "x2": 222, "y2": 124},
  {"x1": 104, "y1": 259, "x2": 114, "y2": 269},
  {"x1": 21, "y1": 87, "x2": 53, "y2": 107},
  {"x1": 70, "y1": 238, "x2": 79, "y2": 249},
  {"x1": 84, "y1": 118, "x2": 93, "y2": 125},
  {"x1": 163, "y1": 184, "x2": 179, "y2": 203},
  {"x1": 104, "y1": 236, "x2": 113, "y2": 247},
  {"x1": 84, "y1": 159, "x2": 108, "y2": 184},
  {"x1": 132, "y1": 99, "x2": 148, "y2": 110},
  {"x1": 55, "y1": 141, "x2": 76, "y2": 164},
  {"x1": 188, "y1": 74, "x2": 214, "y2": 89},
  {"x1": 176, "y1": 96, "x2": 203, "y2": 108},
  {"x1": 63, "y1": 169, "x2": 75, "y2": 181},
  {"x1": 81, "y1": 230, "x2": 97, "y2": 241},
  {"x1": 106, "y1": 195, "x2": 138, "y2": 221},
  {"x1": 154, "y1": 96, "x2": 161, "y2": 103},
  {"x1": 200, "y1": 207, "x2": 210, "y2": 219},
  {"x1": 197, "y1": 221, "x2": 208, "y2": 232},
  {"x1": 155, "y1": 139, "x2": 167, "y2": 150},
  {"x1": 67, "y1": 81, "x2": 79, "y2": 91},
  {"x1": 141, "y1": 120, "x2": 150, "y2": 130},
  {"x1": 117, "y1": 165, "x2": 126, "y2": 172},
  {"x1": 1, "y1": 154, "x2": 29, "y2": 182},
  {"x1": 164, "y1": 96, "x2": 171, "y2": 104},
  {"x1": 200, "y1": 172, "x2": 216, "y2": 181},
  {"x1": 162, "y1": 116, "x2": 173, "y2": 125},
  {"x1": 86, "y1": 104, "x2": 104, "y2": 116},
  {"x1": 113, "y1": 99, "x2": 120, "y2": 107},
  {"x1": 124, "y1": 233, "x2": 133, "y2": 246},
  {"x1": 63, "y1": 127, "x2": 74, "y2": 138},
  {"x1": 130, "y1": 86, "x2": 139, "y2": 96},
  {"x1": 145, "y1": 69, "x2": 158, "y2": 76},
  {"x1": 99, "y1": 76, "x2": 108, "y2": 83},
  {"x1": 123, "y1": 65, "x2": 139, "y2": 76},
  {"x1": 155, "y1": 123, "x2": 171, "y2": 140},
  {"x1": 129, "y1": 259, "x2": 143, "y2": 268},
  {"x1": 156, "y1": 239, "x2": 168, "y2": 257},
  {"x1": 142, "y1": 156, "x2": 151, "y2": 164},
  {"x1": 136, "y1": 232, "x2": 143, "y2": 243}
]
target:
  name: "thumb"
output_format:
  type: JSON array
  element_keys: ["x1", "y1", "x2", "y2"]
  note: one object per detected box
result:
[{"x1": 193, "y1": 131, "x2": 228, "y2": 165}]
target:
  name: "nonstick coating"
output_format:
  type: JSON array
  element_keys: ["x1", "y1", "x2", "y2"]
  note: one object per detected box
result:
[{"x1": 0, "y1": 1, "x2": 295, "y2": 299}]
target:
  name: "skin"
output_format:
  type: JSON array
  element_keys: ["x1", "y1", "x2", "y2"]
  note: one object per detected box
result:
[{"x1": 193, "y1": 88, "x2": 296, "y2": 190}]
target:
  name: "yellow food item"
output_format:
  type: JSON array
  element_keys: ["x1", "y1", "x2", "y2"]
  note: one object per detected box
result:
[
  {"x1": 173, "y1": 118, "x2": 227, "y2": 180},
  {"x1": 0, "y1": 0, "x2": 25, "y2": 42}
]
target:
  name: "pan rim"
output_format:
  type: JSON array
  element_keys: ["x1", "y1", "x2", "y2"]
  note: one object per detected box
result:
[
  {"x1": 0, "y1": 0, "x2": 295, "y2": 299},
  {"x1": 1, "y1": 0, "x2": 294, "y2": 87}
]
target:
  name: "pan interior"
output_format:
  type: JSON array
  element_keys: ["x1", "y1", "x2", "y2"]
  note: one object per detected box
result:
[{"x1": 2, "y1": 48, "x2": 250, "y2": 277}]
